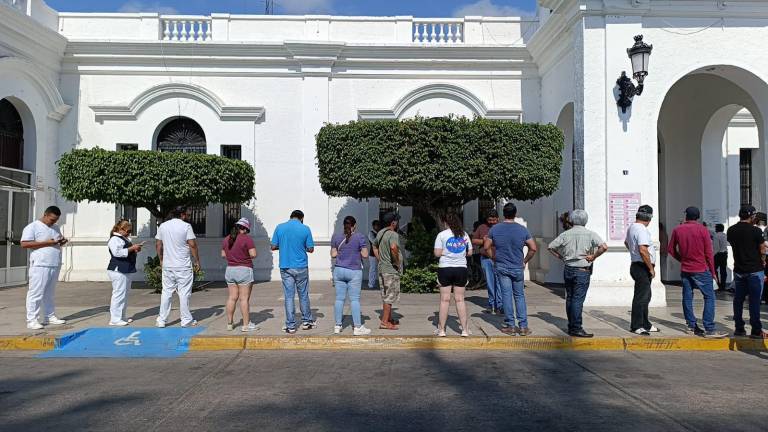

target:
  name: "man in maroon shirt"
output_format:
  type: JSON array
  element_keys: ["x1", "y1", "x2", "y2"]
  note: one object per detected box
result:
[
  {"x1": 473, "y1": 210, "x2": 502, "y2": 314},
  {"x1": 667, "y1": 207, "x2": 727, "y2": 338}
]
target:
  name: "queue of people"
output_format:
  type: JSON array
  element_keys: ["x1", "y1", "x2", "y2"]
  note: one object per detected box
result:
[{"x1": 19, "y1": 202, "x2": 768, "y2": 339}]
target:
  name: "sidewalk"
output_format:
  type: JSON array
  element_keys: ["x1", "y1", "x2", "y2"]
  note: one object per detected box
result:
[{"x1": 1, "y1": 279, "x2": 764, "y2": 343}]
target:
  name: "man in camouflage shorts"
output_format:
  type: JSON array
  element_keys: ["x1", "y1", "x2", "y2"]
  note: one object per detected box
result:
[{"x1": 373, "y1": 212, "x2": 402, "y2": 330}]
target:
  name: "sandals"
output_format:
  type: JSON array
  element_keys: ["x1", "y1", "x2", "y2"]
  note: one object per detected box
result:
[{"x1": 379, "y1": 321, "x2": 399, "y2": 330}]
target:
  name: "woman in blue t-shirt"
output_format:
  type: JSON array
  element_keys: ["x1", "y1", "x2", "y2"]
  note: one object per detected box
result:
[
  {"x1": 433, "y1": 213, "x2": 473, "y2": 337},
  {"x1": 331, "y1": 216, "x2": 371, "y2": 336}
]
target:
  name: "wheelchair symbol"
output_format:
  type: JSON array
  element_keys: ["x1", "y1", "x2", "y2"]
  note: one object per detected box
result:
[{"x1": 114, "y1": 331, "x2": 142, "y2": 346}]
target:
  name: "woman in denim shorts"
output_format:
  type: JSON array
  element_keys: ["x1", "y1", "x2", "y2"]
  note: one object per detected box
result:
[{"x1": 221, "y1": 218, "x2": 258, "y2": 332}]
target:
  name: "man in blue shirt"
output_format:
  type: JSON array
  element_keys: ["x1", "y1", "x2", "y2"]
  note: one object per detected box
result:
[
  {"x1": 484, "y1": 203, "x2": 537, "y2": 336},
  {"x1": 271, "y1": 210, "x2": 315, "y2": 333}
]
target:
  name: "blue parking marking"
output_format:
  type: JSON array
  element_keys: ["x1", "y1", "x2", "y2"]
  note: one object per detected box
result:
[{"x1": 38, "y1": 327, "x2": 205, "y2": 358}]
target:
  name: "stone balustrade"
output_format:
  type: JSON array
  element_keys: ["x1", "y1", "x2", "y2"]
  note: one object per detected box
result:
[
  {"x1": 161, "y1": 15, "x2": 212, "y2": 41},
  {"x1": 412, "y1": 19, "x2": 464, "y2": 43}
]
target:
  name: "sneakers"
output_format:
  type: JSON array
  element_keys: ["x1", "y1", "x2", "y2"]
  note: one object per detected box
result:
[
  {"x1": 460, "y1": 330, "x2": 470, "y2": 338},
  {"x1": 43, "y1": 316, "x2": 66, "y2": 325},
  {"x1": 227, "y1": 322, "x2": 234, "y2": 331},
  {"x1": 181, "y1": 320, "x2": 198, "y2": 328},
  {"x1": 333, "y1": 325, "x2": 343, "y2": 334},
  {"x1": 241, "y1": 322, "x2": 258, "y2": 332},
  {"x1": 109, "y1": 320, "x2": 130, "y2": 326},
  {"x1": 686, "y1": 325, "x2": 705, "y2": 336},
  {"x1": 634, "y1": 328, "x2": 650, "y2": 336},
  {"x1": 26, "y1": 320, "x2": 44, "y2": 330},
  {"x1": 648, "y1": 325, "x2": 660, "y2": 333},
  {"x1": 283, "y1": 326, "x2": 297, "y2": 334},
  {"x1": 434, "y1": 328, "x2": 446, "y2": 337},
  {"x1": 704, "y1": 330, "x2": 728, "y2": 339},
  {"x1": 155, "y1": 320, "x2": 166, "y2": 328},
  {"x1": 301, "y1": 321, "x2": 317, "y2": 330},
  {"x1": 353, "y1": 325, "x2": 372, "y2": 336}
]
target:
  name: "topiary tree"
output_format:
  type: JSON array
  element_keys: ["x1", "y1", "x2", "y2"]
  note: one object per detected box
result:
[
  {"x1": 57, "y1": 148, "x2": 255, "y2": 221},
  {"x1": 316, "y1": 116, "x2": 565, "y2": 223}
]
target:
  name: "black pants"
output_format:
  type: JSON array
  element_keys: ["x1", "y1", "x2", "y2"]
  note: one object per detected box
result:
[
  {"x1": 630, "y1": 262, "x2": 652, "y2": 331},
  {"x1": 714, "y1": 252, "x2": 728, "y2": 289}
]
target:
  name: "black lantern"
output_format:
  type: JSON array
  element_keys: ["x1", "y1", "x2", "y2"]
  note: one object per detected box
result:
[{"x1": 617, "y1": 35, "x2": 653, "y2": 113}]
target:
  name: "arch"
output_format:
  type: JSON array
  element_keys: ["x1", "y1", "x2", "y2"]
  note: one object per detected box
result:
[
  {"x1": 0, "y1": 99, "x2": 24, "y2": 170},
  {"x1": 0, "y1": 57, "x2": 70, "y2": 121},
  {"x1": 358, "y1": 83, "x2": 521, "y2": 121},
  {"x1": 555, "y1": 102, "x2": 575, "y2": 212},
  {"x1": 90, "y1": 82, "x2": 265, "y2": 122},
  {"x1": 155, "y1": 116, "x2": 207, "y2": 153}
]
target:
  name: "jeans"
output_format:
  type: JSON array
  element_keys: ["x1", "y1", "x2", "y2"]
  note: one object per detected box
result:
[
  {"x1": 280, "y1": 267, "x2": 313, "y2": 330},
  {"x1": 563, "y1": 266, "x2": 591, "y2": 332},
  {"x1": 481, "y1": 257, "x2": 502, "y2": 310},
  {"x1": 629, "y1": 262, "x2": 652, "y2": 331},
  {"x1": 333, "y1": 266, "x2": 363, "y2": 327},
  {"x1": 714, "y1": 252, "x2": 728, "y2": 289},
  {"x1": 680, "y1": 271, "x2": 716, "y2": 332},
  {"x1": 733, "y1": 271, "x2": 764, "y2": 333},
  {"x1": 368, "y1": 257, "x2": 378, "y2": 289},
  {"x1": 496, "y1": 266, "x2": 527, "y2": 328}
]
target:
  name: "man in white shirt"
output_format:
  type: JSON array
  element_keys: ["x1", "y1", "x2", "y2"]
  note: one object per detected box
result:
[
  {"x1": 625, "y1": 204, "x2": 660, "y2": 336},
  {"x1": 713, "y1": 224, "x2": 729, "y2": 291},
  {"x1": 155, "y1": 206, "x2": 200, "y2": 328},
  {"x1": 21, "y1": 206, "x2": 68, "y2": 330}
]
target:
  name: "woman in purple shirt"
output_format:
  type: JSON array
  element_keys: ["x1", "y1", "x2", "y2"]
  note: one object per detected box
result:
[
  {"x1": 221, "y1": 218, "x2": 258, "y2": 332},
  {"x1": 331, "y1": 216, "x2": 372, "y2": 336}
]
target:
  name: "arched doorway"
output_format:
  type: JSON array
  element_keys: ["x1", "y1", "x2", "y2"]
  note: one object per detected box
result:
[
  {"x1": 657, "y1": 65, "x2": 768, "y2": 281},
  {"x1": 154, "y1": 117, "x2": 208, "y2": 234},
  {"x1": 0, "y1": 99, "x2": 23, "y2": 169}
]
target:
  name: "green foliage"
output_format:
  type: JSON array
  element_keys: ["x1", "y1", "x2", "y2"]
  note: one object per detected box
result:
[
  {"x1": 143, "y1": 256, "x2": 205, "y2": 293},
  {"x1": 316, "y1": 116, "x2": 564, "y2": 211},
  {"x1": 57, "y1": 148, "x2": 255, "y2": 219},
  {"x1": 404, "y1": 217, "x2": 438, "y2": 269},
  {"x1": 400, "y1": 264, "x2": 439, "y2": 294}
]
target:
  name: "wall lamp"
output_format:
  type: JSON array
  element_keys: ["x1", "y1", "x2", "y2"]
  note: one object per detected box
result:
[{"x1": 617, "y1": 35, "x2": 653, "y2": 113}]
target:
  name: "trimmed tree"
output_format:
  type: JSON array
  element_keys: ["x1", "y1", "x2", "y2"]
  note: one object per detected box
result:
[
  {"x1": 316, "y1": 116, "x2": 565, "y2": 222},
  {"x1": 57, "y1": 148, "x2": 255, "y2": 220}
]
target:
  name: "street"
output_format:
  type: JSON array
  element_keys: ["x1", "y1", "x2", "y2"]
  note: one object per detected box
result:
[{"x1": 1, "y1": 350, "x2": 766, "y2": 432}]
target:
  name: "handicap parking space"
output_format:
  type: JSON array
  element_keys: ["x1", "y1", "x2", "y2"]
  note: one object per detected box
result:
[{"x1": 38, "y1": 327, "x2": 205, "y2": 358}]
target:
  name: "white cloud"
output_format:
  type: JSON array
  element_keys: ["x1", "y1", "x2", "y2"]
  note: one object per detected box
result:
[
  {"x1": 453, "y1": 0, "x2": 534, "y2": 17},
  {"x1": 277, "y1": 0, "x2": 334, "y2": 14},
  {"x1": 118, "y1": 1, "x2": 179, "y2": 15}
]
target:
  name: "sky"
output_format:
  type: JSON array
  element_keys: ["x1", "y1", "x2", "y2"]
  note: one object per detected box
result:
[{"x1": 45, "y1": 0, "x2": 538, "y2": 17}]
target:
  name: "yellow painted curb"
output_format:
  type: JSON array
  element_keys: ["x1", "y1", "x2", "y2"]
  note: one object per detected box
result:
[
  {"x1": 187, "y1": 336, "x2": 245, "y2": 351},
  {"x1": 0, "y1": 336, "x2": 56, "y2": 351}
]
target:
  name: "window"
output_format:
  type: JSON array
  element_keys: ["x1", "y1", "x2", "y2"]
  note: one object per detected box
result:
[
  {"x1": 115, "y1": 143, "x2": 139, "y2": 235},
  {"x1": 221, "y1": 145, "x2": 242, "y2": 236},
  {"x1": 156, "y1": 117, "x2": 207, "y2": 235},
  {"x1": 379, "y1": 200, "x2": 398, "y2": 221},
  {"x1": 478, "y1": 199, "x2": 496, "y2": 221},
  {"x1": 0, "y1": 99, "x2": 24, "y2": 170},
  {"x1": 740, "y1": 149, "x2": 753, "y2": 207}
]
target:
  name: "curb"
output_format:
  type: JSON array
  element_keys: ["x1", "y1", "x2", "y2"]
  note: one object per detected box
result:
[{"x1": 2, "y1": 335, "x2": 767, "y2": 352}]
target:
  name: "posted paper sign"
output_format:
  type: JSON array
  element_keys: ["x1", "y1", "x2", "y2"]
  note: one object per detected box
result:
[{"x1": 609, "y1": 193, "x2": 641, "y2": 240}]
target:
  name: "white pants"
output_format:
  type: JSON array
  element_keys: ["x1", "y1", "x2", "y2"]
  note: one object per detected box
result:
[
  {"x1": 26, "y1": 266, "x2": 60, "y2": 323},
  {"x1": 157, "y1": 268, "x2": 194, "y2": 326},
  {"x1": 108, "y1": 270, "x2": 133, "y2": 323}
]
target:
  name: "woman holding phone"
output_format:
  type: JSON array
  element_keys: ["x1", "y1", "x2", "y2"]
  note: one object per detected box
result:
[
  {"x1": 107, "y1": 219, "x2": 143, "y2": 326},
  {"x1": 222, "y1": 218, "x2": 258, "y2": 332}
]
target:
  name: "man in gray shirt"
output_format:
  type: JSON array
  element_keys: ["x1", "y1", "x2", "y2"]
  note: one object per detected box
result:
[{"x1": 548, "y1": 210, "x2": 607, "y2": 338}]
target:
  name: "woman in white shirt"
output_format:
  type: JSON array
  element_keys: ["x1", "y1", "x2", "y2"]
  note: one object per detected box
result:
[
  {"x1": 107, "y1": 219, "x2": 143, "y2": 326},
  {"x1": 433, "y1": 213, "x2": 473, "y2": 337}
]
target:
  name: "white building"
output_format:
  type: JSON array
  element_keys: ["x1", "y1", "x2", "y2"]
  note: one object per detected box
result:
[{"x1": 1, "y1": 0, "x2": 765, "y2": 306}]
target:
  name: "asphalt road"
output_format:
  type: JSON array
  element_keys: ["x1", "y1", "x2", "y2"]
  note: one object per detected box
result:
[{"x1": 0, "y1": 350, "x2": 767, "y2": 432}]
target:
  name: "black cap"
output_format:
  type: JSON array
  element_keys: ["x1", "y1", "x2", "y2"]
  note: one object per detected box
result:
[
  {"x1": 382, "y1": 212, "x2": 400, "y2": 225},
  {"x1": 636, "y1": 204, "x2": 653, "y2": 222},
  {"x1": 684, "y1": 206, "x2": 700, "y2": 221},
  {"x1": 739, "y1": 205, "x2": 757, "y2": 219}
]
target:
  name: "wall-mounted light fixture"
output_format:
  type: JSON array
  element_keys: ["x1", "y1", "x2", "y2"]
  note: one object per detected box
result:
[{"x1": 616, "y1": 35, "x2": 653, "y2": 113}]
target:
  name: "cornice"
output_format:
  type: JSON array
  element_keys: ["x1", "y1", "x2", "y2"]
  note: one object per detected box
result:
[
  {"x1": 0, "y1": 4, "x2": 67, "y2": 72},
  {"x1": 0, "y1": 56, "x2": 71, "y2": 121}
]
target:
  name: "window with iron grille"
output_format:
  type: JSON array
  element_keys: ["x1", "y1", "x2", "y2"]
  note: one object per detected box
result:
[
  {"x1": 221, "y1": 145, "x2": 242, "y2": 236},
  {"x1": 740, "y1": 149, "x2": 753, "y2": 207},
  {"x1": 115, "y1": 143, "x2": 139, "y2": 235},
  {"x1": 156, "y1": 117, "x2": 207, "y2": 235},
  {"x1": 379, "y1": 200, "x2": 398, "y2": 221},
  {"x1": 478, "y1": 199, "x2": 496, "y2": 221}
]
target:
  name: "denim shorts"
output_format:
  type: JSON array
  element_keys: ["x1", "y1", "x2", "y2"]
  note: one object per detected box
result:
[{"x1": 225, "y1": 266, "x2": 254, "y2": 285}]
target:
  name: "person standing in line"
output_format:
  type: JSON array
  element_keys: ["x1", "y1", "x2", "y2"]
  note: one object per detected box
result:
[
  {"x1": 331, "y1": 216, "x2": 372, "y2": 336},
  {"x1": 155, "y1": 206, "x2": 201, "y2": 328},
  {"x1": 472, "y1": 210, "x2": 502, "y2": 315},
  {"x1": 484, "y1": 203, "x2": 537, "y2": 336},
  {"x1": 433, "y1": 213, "x2": 473, "y2": 337},
  {"x1": 372, "y1": 212, "x2": 402, "y2": 330},
  {"x1": 727, "y1": 205, "x2": 768, "y2": 338},
  {"x1": 222, "y1": 218, "x2": 258, "y2": 332},
  {"x1": 21, "y1": 206, "x2": 68, "y2": 330},
  {"x1": 367, "y1": 220, "x2": 381, "y2": 290},
  {"x1": 106, "y1": 219, "x2": 143, "y2": 326},
  {"x1": 271, "y1": 210, "x2": 316, "y2": 333},
  {"x1": 713, "y1": 224, "x2": 729, "y2": 291},
  {"x1": 625, "y1": 205, "x2": 658, "y2": 336},
  {"x1": 667, "y1": 207, "x2": 727, "y2": 338},
  {"x1": 548, "y1": 210, "x2": 608, "y2": 338}
]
